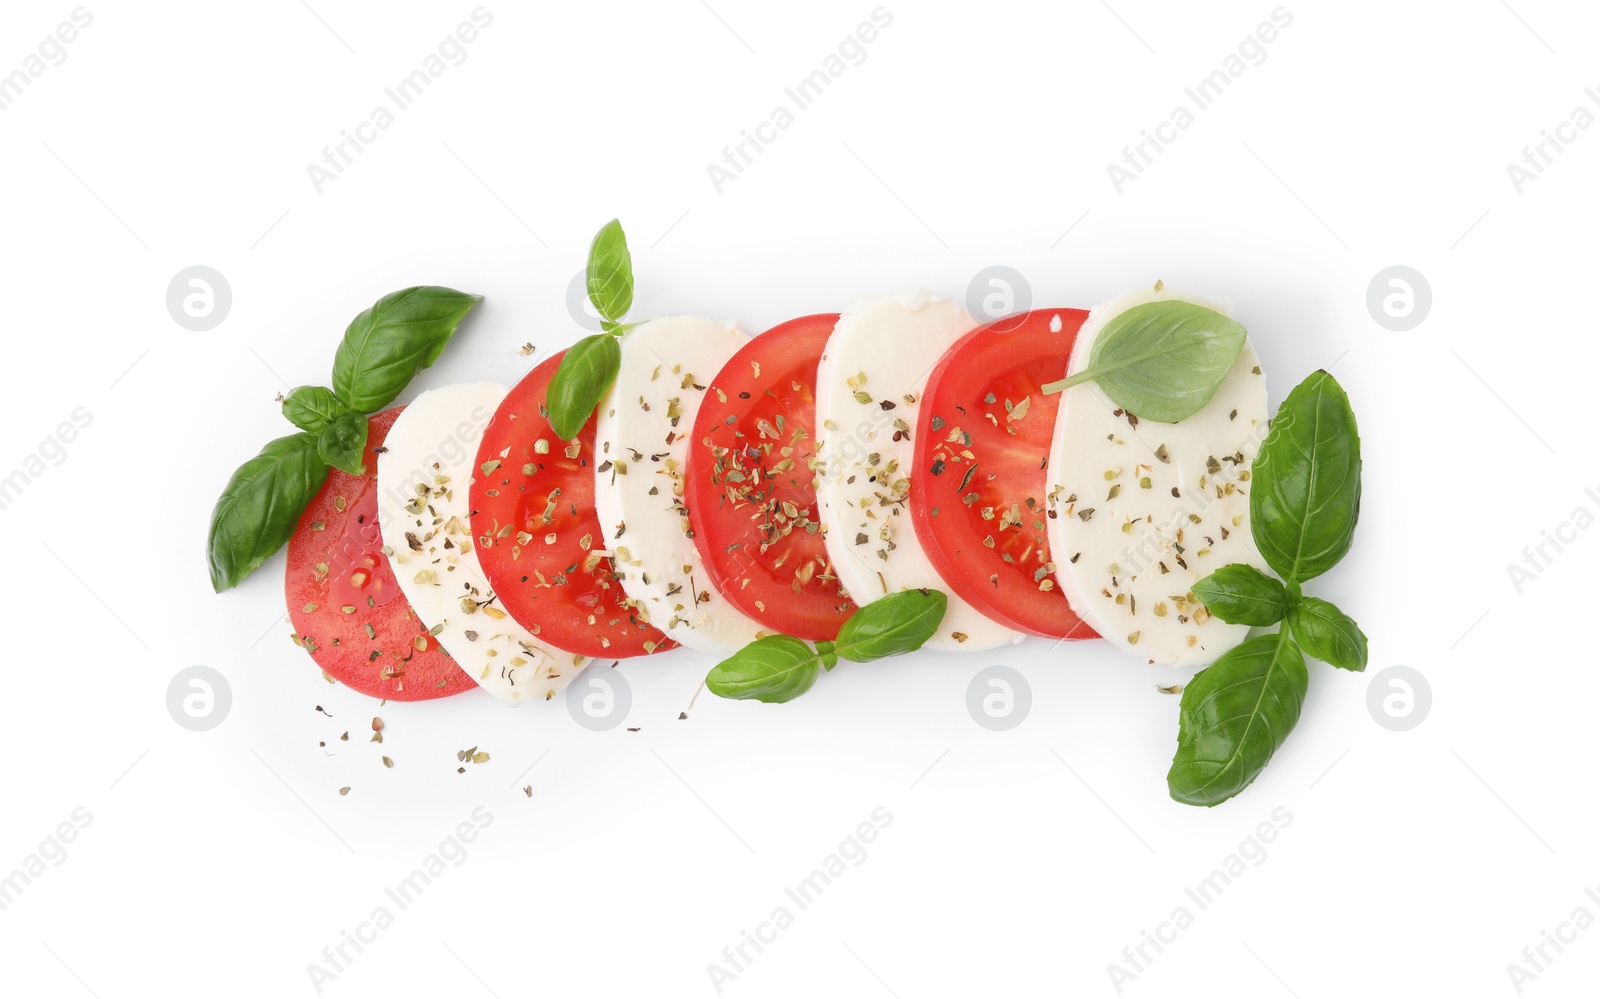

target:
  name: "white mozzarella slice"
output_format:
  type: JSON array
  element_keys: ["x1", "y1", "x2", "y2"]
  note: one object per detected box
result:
[
  {"x1": 377, "y1": 382, "x2": 589, "y2": 704},
  {"x1": 1046, "y1": 287, "x2": 1271, "y2": 667},
  {"x1": 814, "y1": 291, "x2": 1024, "y2": 652},
  {"x1": 593, "y1": 316, "x2": 768, "y2": 655}
]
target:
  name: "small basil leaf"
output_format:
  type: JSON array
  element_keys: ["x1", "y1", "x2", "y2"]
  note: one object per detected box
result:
[
  {"x1": 206, "y1": 433, "x2": 331, "y2": 592},
  {"x1": 1045, "y1": 300, "x2": 1247, "y2": 422},
  {"x1": 586, "y1": 219, "x2": 633, "y2": 323},
  {"x1": 835, "y1": 589, "x2": 949, "y2": 662},
  {"x1": 1251, "y1": 369, "x2": 1362, "y2": 583},
  {"x1": 547, "y1": 334, "x2": 622, "y2": 441},
  {"x1": 1192, "y1": 563, "x2": 1289, "y2": 627},
  {"x1": 1167, "y1": 631, "x2": 1308, "y2": 807},
  {"x1": 316, "y1": 411, "x2": 369, "y2": 475},
  {"x1": 1287, "y1": 597, "x2": 1368, "y2": 672},
  {"x1": 706, "y1": 635, "x2": 822, "y2": 703},
  {"x1": 281, "y1": 385, "x2": 343, "y2": 433},
  {"x1": 331, "y1": 286, "x2": 482, "y2": 412},
  {"x1": 815, "y1": 640, "x2": 839, "y2": 671}
]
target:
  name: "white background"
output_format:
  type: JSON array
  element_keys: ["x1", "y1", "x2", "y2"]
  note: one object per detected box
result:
[{"x1": 1, "y1": 1, "x2": 1594, "y2": 996}]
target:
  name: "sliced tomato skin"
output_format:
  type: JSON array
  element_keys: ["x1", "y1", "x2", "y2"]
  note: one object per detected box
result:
[
  {"x1": 286, "y1": 408, "x2": 470, "y2": 701},
  {"x1": 685, "y1": 314, "x2": 857, "y2": 641},
  {"x1": 910, "y1": 310, "x2": 1099, "y2": 640},
  {"x1": 470, "y1": 350, "x2": 673, "y2": 659}
]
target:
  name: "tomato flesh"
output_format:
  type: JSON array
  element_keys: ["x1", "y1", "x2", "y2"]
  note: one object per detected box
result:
[
  {"x1": 286, "y1": 407, "x2": 470, "y2": 700},
  {"x1": 685, "y1": 314, "x2": 856, "y2": 640},
  {"x1": 470, "y1": 350, "x2": 673, "y2": 658},
  {"x1": 910, "y1": 310, "x2": 1099, "y2": 639}
]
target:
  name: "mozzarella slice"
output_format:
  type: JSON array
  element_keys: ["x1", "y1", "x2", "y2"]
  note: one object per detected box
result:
[
  {"x1": 1046, "y1": 287, "x2": 1271, "y2": 667},
  {"x1": 378, "y1": 382, "x2": 589, "y2": 704},
  {"x1": 594, "y1": 316, "x2": 768, "y2": 655},
  {"x1": 814, "y1": 291, "x2": 1024, "y2": 652}
]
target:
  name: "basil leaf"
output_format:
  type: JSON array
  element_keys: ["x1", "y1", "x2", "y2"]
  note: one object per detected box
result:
[
  {"x1": 547, "y1": 333, "x2": 621, "y2": 441},
  {"x1": 1044, "y1": 300, "x2": 1246, "y2": 423},
  {"x1": 706, "y1": 635, "x2": 823, "y2": 703},
  {"x1": 586, "y1": 219, "x2": 633, "y2": 323},
  {"x1": 815, "y1": 639, "x2": 840, "y2": 671},
  {"x1": 281, "y1": 385, "x2": 343, "y2": 433},
  {"x1": 206, "y1": 433, "x2": 331, "y2": 592},
  {"x1": 1287, "y1": 597, "x2": 1368, "y2": 672},
  {"x1": 1192, "y1": 564, "x2": 1289, "y2": 627},
  {"x1": 317, "y1": 411, "x2": 369, "y2": 475},
  {"x1": 1167, "y1": 631, "x2": 1308, "y2": 807},
  {"x1": 331, "y1": 286, "x2": 482, "y2": 412},
  {"x1": 1251, "y1": 370, "x2": 1362, "y2": 583},
  {"x1": 835, "y1": 589, "x2": 948, "y2": 662}
]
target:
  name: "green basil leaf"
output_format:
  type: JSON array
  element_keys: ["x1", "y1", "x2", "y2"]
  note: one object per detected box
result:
[
  {"x1": 1251, "y1": 369, "x2": 1362, "y2": 583},
  {"x1": 815, "y1": 639, "x2": 839, "y2": 671},
  {"x1": 1044, "y1": 300, "x2": 1247, "y2": 423},
  {"x1": 206, "y1": 433, "x2": 331, "y2": 592},
  {"x1": 835, "y1": 589, "x2": 949, "y2": 662},
  {"x1": 547, "y1": 333, "x2": 621, "y2": 441},
  {"x1": 1287, "y1": 597, "x2": 1368, "y2": 672},
  {"x1": 1192, "y1": 563, "x2": 1289, "y2": 626},
  {"x1": 1167, "y1": 631, "x2": 1308, "y2": 807},
  {"x1": 331, "y1": 286, "x2": 482, "y2": 412},
  {"x1": 281, "y1": 385, "x2": 343, "y2": 433},
  {"x1": 706, "y1": 635, "x2": 823, "y2": 703},
  {"x1": 586, "y1": 219, "x2": 633, "y2": 323},
  {"x1": 316, "y1": 411, "x2": 369, "y2": 475}
]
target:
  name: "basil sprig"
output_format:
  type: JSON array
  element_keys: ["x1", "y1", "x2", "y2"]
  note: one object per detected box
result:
[
  {"x1": 706, "y1": 590, "x2": 948, "y2": 703},
  {"x1": 547, "y1": 219, "x2": 636, "y2": 440},
  {"x1": 1043, "y1": 299, "x2": 1247, "y2": 423},
  {"x1": 207, "y1": 286, "x2": 481, "y2": 592},
  {"x1": 1167, "y1": 369, "x2": 1365, "y2": 807}
]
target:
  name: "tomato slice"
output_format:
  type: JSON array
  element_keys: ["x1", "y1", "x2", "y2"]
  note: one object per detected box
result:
[
  {"x1": 470, "y1": 350, "x2": 673, "y2": 658},
  {"x1": 685, "y1": 314, "x2": 857, "y2": 640},
  {"x1": 286, "y1": 407, "x2": 470, "y2": 701},
  {"x1": 910, "y1": 310, "x2": 1100, "y2": 639}
]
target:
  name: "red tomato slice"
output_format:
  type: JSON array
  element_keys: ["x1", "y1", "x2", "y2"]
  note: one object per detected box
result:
[
  {"x1": 286, "y1": 408, "x2": 470, "y2": 701},
  {"x1": 470, "y1": 350, "x2": 673, "y2": 658},
  {"x1": 910, "y1": 310, "x2": 1099, "y2": 640},
  {"x1": 685, "y1": 314, "x2": 857, "y2": 640}
]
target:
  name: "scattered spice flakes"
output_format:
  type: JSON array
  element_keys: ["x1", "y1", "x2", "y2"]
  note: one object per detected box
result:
[
  {"x1": 315, "y1": 705, "x2": 333, "y2": 717},
  {"x1": 381, "y1": 756, "x2": 394, "y2": 768},
  {"x1": 518, "y1": 342, "x2": 536, "y2": 355},
  {"x1": 678, "y1": 712, "x2": 689, "y2": 721},
  {"x1": 339, "y1": 786, "x2": 351, "y2": 796},
  {"x1": 523, "y1": 786, "x2": 533, "y2": 798},
  {"x1": 1156, "y1": 683, "x2": 1183, "y2": 695},
  {"x1": 626, "y1": 726, "x2": 641, "y2": 732}
]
